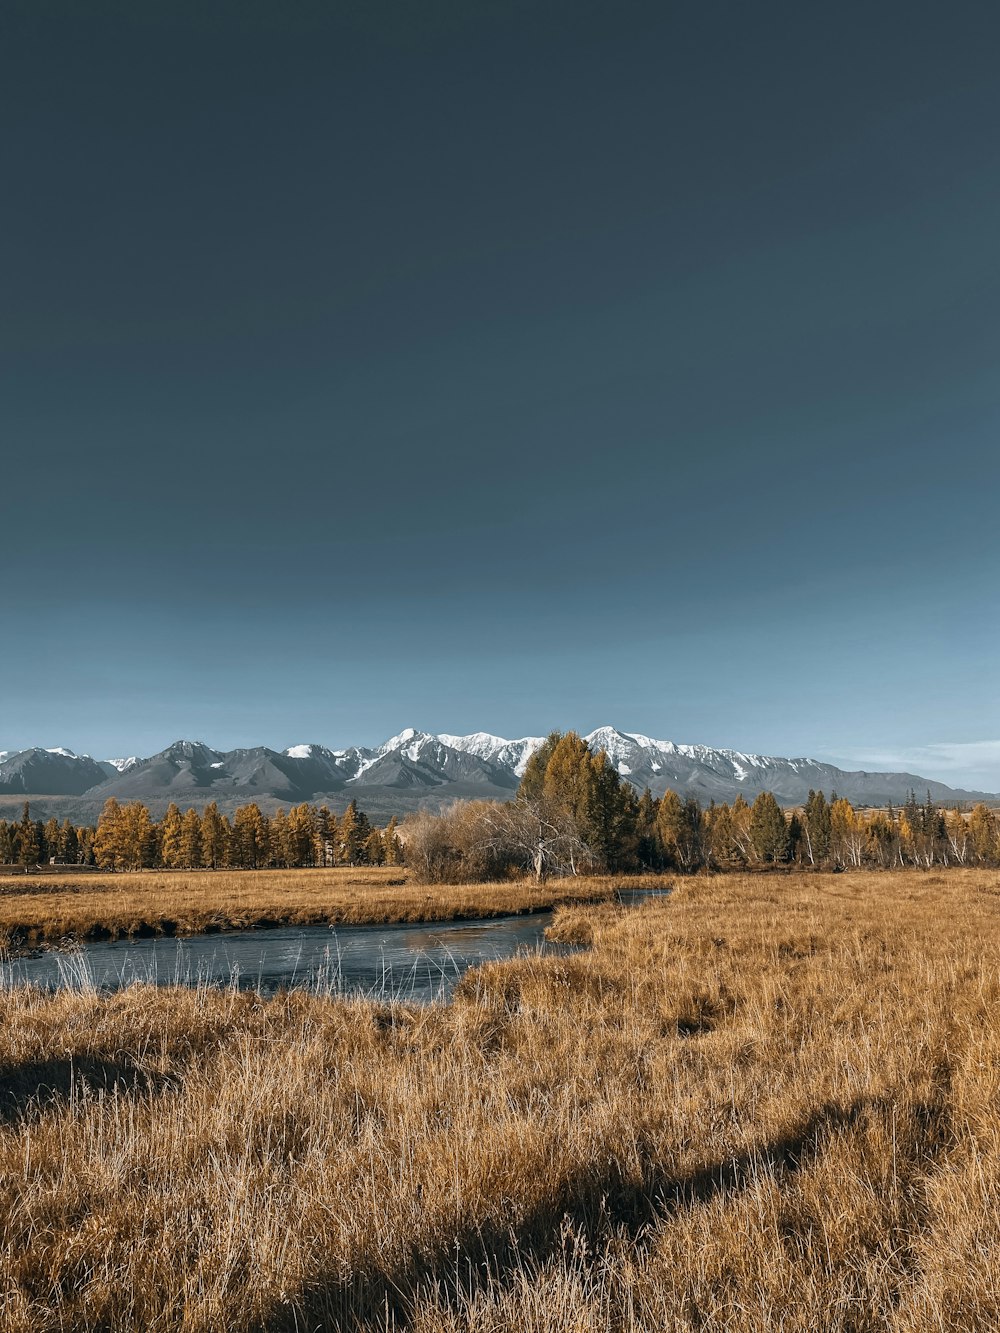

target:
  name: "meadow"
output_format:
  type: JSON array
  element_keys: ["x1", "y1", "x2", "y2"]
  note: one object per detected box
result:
[
  {"x1": 0, "y1": 866, "x2": 623, "y2": 952},
  {"x1": 2, "y1": 867, "x2": 1000, "y2": 1330}
]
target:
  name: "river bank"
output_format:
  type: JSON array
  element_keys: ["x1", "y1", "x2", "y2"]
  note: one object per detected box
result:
[{"x1": 0, "y1": 866, "x2": 648, "y2": 954}]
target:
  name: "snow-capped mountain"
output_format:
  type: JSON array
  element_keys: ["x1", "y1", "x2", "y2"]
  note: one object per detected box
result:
[
  {"x1": 0, "y1": 728, "x2": 995, "y2": 819},
  {"x1": 104, "y1": 756, "x2": 139, "y2": 774},
  {"x1": 438, "y1": 732, "x2": 545, "y2": 777},
  {"x1": 0, "y1": 747, "x2": 114, "y2": 796}
]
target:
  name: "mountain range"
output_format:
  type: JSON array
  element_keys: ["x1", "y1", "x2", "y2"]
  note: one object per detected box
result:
[{"x1": 0, "y1": 729, "x2": 994, "y2": 822}]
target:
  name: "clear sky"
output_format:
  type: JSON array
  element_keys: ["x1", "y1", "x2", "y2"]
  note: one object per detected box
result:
[{"x1": 4, "y1": 1, "x2": 1000, "y2": 786}]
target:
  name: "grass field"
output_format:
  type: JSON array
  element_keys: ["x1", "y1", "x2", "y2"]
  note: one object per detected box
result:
[
  {"x1": 2, "y1": 867, "x2": 1000, "y2": 1329},
  {"x1": 0, "y1": 866, "x2": 626, "y2": 951}
]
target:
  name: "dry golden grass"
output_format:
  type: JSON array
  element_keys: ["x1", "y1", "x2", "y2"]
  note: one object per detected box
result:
[
  {"x1": 3, "y1": 868, "x2": 1000, "y2": 1329},
  {"x1": 0, "y1": 867, "x2": 626, "y2": 951}
]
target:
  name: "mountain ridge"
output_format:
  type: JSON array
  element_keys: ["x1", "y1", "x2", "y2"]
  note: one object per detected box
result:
[{"x1": 0, "y1": 728, "x2": 994, "y2": 821}]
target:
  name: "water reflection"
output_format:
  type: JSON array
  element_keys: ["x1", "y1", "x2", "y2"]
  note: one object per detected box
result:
[{"x1": 1, "y1": 913, "x2": 562, "y2": 1004}]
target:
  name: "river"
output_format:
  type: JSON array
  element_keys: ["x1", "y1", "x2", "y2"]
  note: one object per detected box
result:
[{"x1": 0, "y1": 912, "x2": 564, "y2": 1003}]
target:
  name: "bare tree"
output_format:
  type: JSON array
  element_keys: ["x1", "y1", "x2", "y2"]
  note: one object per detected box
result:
[{"x1": 477, "y1": 799, "x2": 594, "y2": 881}]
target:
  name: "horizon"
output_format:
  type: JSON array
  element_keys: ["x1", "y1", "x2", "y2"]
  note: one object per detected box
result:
[
  {"x1": 5, "y1": 2, "x2": 999, "y2": 787},
  {"x1": 4, "y1": 725, "x2": 1000, "y2": 793}
]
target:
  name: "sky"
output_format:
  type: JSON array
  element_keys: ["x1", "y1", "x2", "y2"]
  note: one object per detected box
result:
[{"x1": 3, "y1": 0, "x2": 1000, "y2": 786}]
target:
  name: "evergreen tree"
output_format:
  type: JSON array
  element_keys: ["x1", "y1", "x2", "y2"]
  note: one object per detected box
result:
[
  {"x1": 516, "y1": 732, "x2": 563, "y2": 804},
  {"x1": 16, "y1": 803, "x2": 39, "y2": 872},
  {"x1": 364, "y1": 827, "x2": 385, "y2": 865},
  {"x1": 787, "y1": 812, "x2": 805, "y2": 863},
  {"x1": 58, "y1": 819, "x2": 79, "y2": 864},
  {"x1": 383, "y1": 815, "x2": 403, "y2": 866},
  {"x1": 583, "y1": 750, "x2": 638, "y2": 871},
  {"x1": 802, "y1": 790, "x2": 831, "y2": 865},
  {"x1": 635, "y1": 789, "x2": 659, "y2": 868},
  {"x1": 749, "y1": 792, "x2": 788, "y2": 863},
  {"x1": 42, "y1": 817, "x2": 60, "y2": 863},
  {"x1": 339, "y1": 800, "x2": 364, "y2": 864}
]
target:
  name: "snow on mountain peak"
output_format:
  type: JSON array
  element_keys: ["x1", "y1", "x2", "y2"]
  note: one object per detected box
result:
[
  {"x1": 584, "y1": 726, "x2": 640, "y2": 763},
  {"x1": 46, "y1": 747, "x2": 80, "y2": 759},
  {"x1": 437, "y1": 731, "x2": 509, "y2": 753},
  {"x1": 438, "y1": 731, "x2": 546, "y2": 776},
  {"x1": 105, "y1": 756, "x2": 139, "y2": 773},
  {"x1": 379, "y1": 727, "x2": 424, "y2": 752}
]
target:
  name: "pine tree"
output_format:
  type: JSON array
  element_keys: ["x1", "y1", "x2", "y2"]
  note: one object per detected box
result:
[
  {"x1": 339, "y1": 800, "x2": 363, "y2": 864},
  {"x1": 787, "y1": 812, "x2": 805, "y2": 862},
  {"x1": 364, "y1": 827, "x2": 384, "y2": 865},
  {"x1": 0, "y1": 821, "x2": 14, "y2": 865},
  {"x1": 16, "y1": 803, "x2": 39, "y2": 872},
  {"x1": 802, "y1": 790, "x2": 832, "y2": 865},
  {"x1": 42, "y1": 817, "x2": 60, "y2": 863},
  {"x1": 383, "y1": 815, "x2": 402, "y2": 866},
  {"x1": 635, "y1": 789, "x2": 659, "y2": 869},
  {"x1": 749, "y1": 792, "x2": 788, "y2": 864},
  {"x1": 516, "y1": 732, "x2": 563, "y2": 804},
  {"x1": 583, "y1": 750, "x2": 637, "y2": 871},
  {"x1": 58, "y1": 819, "x2": 79, "y2": 864}
]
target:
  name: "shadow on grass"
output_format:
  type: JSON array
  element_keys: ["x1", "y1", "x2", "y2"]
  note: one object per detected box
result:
[
  {"x1": 259, "y1": 1090, "x2": 956, "y2": 1333},
  {"x1": 0, "y1": 1055, "x2": 176, "y2": 1122}
]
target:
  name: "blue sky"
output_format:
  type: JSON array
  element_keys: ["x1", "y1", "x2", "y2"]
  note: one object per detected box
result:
[{"x1": 4, "y1": 1, "x2": 1000, "y2": 786}]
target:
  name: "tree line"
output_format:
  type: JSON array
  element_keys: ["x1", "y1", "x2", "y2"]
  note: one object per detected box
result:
[
  {"x1": 0, "y1": 798, "x2": 402, "y2": 872},
  {"x1": 401, "y1": 733, "x2": 1000, "y2": 879},
  {"x1": 3, "y1": 732, "x2": 998, "y2": 877}
]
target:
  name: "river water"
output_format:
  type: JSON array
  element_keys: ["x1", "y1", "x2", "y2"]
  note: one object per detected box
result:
[{"x1": 0, "y1": 913, "x2": 563, "y2": 1003}]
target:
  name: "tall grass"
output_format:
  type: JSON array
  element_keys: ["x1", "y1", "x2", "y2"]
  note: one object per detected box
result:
[
  {"x1": 0, "y1": 866, "x2": 627, "y2": 950},
  {"x1": 2, "y1": 868, "x2": 1000, "y2": 1329}
]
